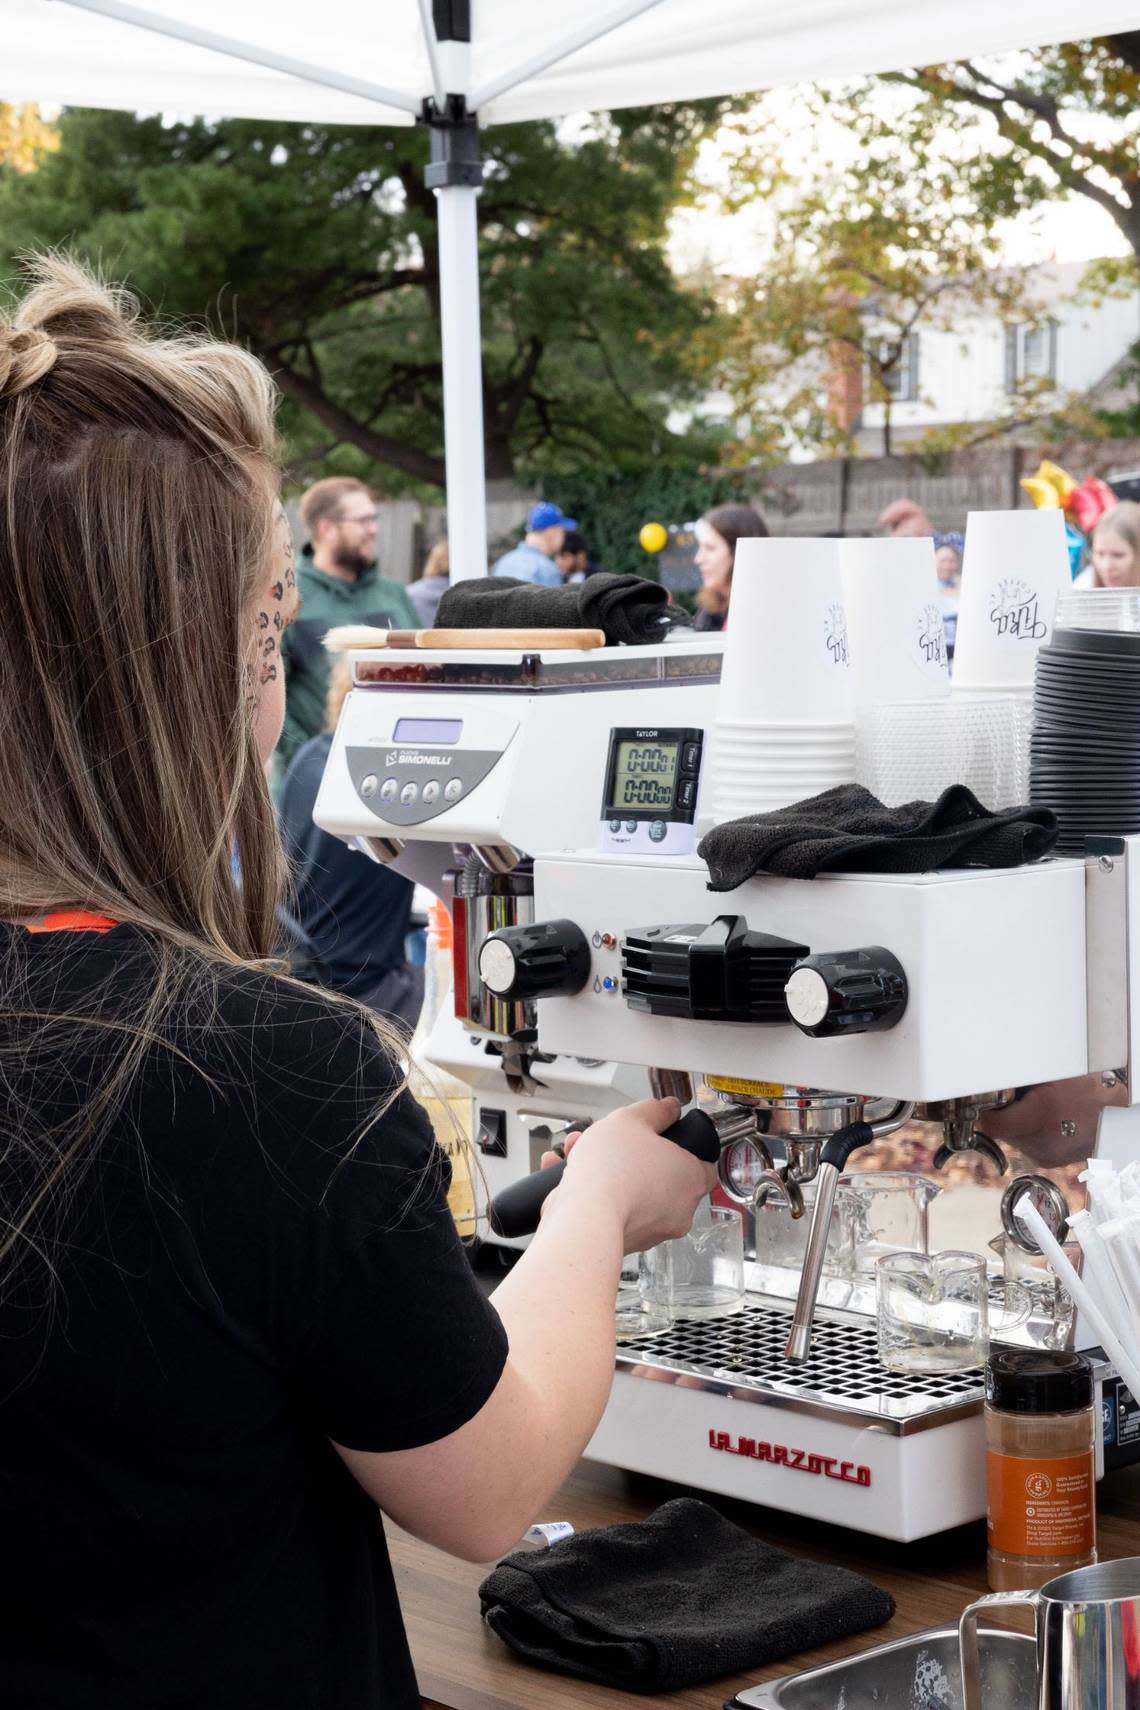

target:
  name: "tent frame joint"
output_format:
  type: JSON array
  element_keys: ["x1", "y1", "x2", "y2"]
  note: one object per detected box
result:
[{"x1": 420, "y1": 95, "x2": 483, "y2": 191}]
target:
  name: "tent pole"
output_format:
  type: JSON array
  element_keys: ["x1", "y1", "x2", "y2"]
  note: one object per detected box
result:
[
  {"x1": 51, "y1": 0, "x2": 421, "y2": 114},
  {"x1": 424, "y1": 96, "x2": 488, "y2": 583},
  {"x1": 468, "y1": 0, "x2": 667, "y2": 112}
]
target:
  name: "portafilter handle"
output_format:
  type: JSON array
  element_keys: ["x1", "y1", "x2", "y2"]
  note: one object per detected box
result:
[{"x1": 486, "y1": 1108, "x2": 720, "y2": 1240}]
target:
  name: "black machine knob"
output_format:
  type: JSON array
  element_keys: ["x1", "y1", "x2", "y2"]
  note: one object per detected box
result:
[
  {"x1": 784, "y1": 946, "x2": 908, "y2": 1039},
  {"x1": 478, "y1": 919, "x2": 591, "y2": 1003},
  {"x1": 622, "y1": 916, "x2": 810, "y2": 1024}
]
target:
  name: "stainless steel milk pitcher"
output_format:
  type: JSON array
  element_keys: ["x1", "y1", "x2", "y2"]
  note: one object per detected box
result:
[{"x1": 960, "y1": 1558, "x2": 1140, "y2": 1709}]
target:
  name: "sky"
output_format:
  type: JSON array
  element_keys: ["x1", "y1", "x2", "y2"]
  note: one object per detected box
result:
[{"x1": 667, "y1": 85, "x2": 1134, "y2": 281}]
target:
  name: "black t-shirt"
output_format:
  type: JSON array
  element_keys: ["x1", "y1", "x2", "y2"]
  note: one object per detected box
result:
[{"x1": 0, "y1": 925, "x2": 508, "y2": 1709}]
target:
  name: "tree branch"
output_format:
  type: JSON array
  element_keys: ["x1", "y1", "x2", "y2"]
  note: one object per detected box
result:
[{"x1": 264, "y1": 349, "x2": 446, "y2": 488}]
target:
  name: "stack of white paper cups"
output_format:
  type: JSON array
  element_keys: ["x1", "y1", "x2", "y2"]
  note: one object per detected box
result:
[
  {"x1": 952, "y1": 508, "x2": 1071, "y2": 697},
  {"x1": 705, "y1": 537, "x2": 853, "y2": 825},
  {"x1": 840, "y1": 536, "x2": 950, "y2": 708}
]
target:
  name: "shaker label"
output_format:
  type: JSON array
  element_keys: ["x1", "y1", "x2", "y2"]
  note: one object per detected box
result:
[{"x1": 987, "y1": 1450, "x2": 1094, "y2": 1557}]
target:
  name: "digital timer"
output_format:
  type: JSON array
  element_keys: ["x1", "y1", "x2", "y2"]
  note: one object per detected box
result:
[{"x1": 599, "y1": 726, "x2": 703, "y2": 850}]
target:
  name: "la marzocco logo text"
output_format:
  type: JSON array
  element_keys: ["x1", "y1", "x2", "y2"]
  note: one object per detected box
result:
[{"x1": 708, "y1": 1429, "x2": 871, "y2": 1487}]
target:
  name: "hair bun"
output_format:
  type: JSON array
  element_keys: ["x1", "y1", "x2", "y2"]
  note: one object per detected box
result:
[{"x1": 0, "y1": 325, "x2": 59, "y2": 398}]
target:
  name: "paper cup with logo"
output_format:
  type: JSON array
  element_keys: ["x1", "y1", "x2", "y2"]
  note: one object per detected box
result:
[
  {"x1": 953, "y1": 509, "x2": 1071, "y2": 690},
  {"x1": 716, "y1": 536, "x2": 851, "y2": 723},
  {"x1": 840, "y1": 536, "x2": 949, "y2": 708}
]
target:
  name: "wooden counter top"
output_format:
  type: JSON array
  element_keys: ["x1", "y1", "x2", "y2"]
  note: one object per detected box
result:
[{"x1": 391, "y1": 1459, "x2": 1140, "y2": 1709}]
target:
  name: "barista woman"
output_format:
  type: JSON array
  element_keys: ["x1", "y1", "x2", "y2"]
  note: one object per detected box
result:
[{"x1": 0, "y1": 259, "x2": 714, "y2": 1710}]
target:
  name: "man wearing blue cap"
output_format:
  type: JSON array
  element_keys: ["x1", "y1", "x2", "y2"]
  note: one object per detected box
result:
[{"x1": 492, "y1": 501, "x2": 577, "y2": 586}]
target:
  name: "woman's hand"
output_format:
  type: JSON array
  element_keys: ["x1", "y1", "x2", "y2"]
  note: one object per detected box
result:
[{"x1": 539, "y1": 1096, "x2": 716, "y2": 1254}]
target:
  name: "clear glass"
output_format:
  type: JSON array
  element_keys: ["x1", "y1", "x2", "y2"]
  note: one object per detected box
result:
[
  {"x1": 846, "y1": 1171, "x2": 940, "y2": 1276},
  {"x1": 643, "y1": 1202, "x2": 745, "y2": 1322},
  {"x1": 753, "y1": 1179, "x2": 856, "y2": 1280},
  {"x1": 988, "y1": 1233, "x2": 1080, "y2": 1348},
  {"x1": 877, "y1": 1249, "x2": 989, "y2": 1374},
  {"x1": 615, "y1": 1250, "x2": 672, "y2": 1340}
]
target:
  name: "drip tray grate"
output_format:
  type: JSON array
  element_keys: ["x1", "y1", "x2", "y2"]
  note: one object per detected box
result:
[{"x1": 616, "y1": 1298, "x2": 984, "y2": 1428}]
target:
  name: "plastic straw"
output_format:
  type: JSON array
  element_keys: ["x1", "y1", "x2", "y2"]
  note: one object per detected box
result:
[
  {"x1": 1067, "y1": 1209, "x2": 1137, "y2": 1339},
  {"x1": 1016, "y1": 1198, "x2": 1140, "y2": 1405},
  {"x1": 1098, "y1": 1217, "x2": 1140, "y2": 1335}
]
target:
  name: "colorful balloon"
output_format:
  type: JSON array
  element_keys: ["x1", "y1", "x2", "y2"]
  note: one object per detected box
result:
[
  {"x1": 1068, "y1": 476, "x2": 1118, "y2": 535},
  {"x1": 639, "y1": 522, "x2": 668, "y2": 553},
  {"x1": 1020, "y1": 475, "x2": 1063, "y2": 510},
  {"x1": 1036, "y1": 459, "x2": 1078, "y2": 503}
]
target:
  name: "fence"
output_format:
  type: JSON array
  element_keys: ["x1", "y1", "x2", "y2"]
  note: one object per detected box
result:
[{"x1": 350, "y1": 439, "x2": 1140, "y2": 584}]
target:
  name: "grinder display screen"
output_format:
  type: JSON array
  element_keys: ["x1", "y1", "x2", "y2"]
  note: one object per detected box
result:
[{"x1": 610, "y1": 739, "x2": 680, "y2": 810}]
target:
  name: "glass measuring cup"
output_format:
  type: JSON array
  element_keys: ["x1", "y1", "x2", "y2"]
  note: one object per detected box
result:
[
  {"x1": 877, "y1": 1249, "x2": 1030, "y2": 1374},
  {"x1": 845, "y1": 1170, "x2": 941, "y2": 1275},
  {"x1": 988, "y1": 1232, "x2": 1079, "y2": 1349}
]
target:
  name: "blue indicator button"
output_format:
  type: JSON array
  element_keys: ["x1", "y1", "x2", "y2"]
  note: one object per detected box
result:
[{"x1": 601, "y1": 977, "x2": 618, "y2": 992}]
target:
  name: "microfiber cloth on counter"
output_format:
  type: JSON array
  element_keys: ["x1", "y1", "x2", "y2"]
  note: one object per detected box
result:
[
  {"x1": 699, "y1": 782, "x2": 1058, "y2": 892},
  {"x1": 477, "y1": 1497, "x2": 895, "y2": 1693},
  {"x1": 435, "y1": 571, "x2": 675, "y2": 647}
]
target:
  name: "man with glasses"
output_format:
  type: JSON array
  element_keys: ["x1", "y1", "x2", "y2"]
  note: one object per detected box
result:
[{"x1": 278, "y1": 478, "x2": 418, "y2": 773}]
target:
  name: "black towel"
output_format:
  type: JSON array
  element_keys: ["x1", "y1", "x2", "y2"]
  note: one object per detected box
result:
[
  {"x1": 435, "y1": 571, "x2": 674, "y2": 646},
  {"x1": 699, "y1": 783, "x2": 1058, "y2": 892},
  {"x1": 478, "y1": 1498, "x2": 895, "y2": 1693}
]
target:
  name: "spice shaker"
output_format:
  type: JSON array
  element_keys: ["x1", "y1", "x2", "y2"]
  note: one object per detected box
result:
[{"x1": 985, "y1": 1348, "x2": 1095, "y2": 1591}]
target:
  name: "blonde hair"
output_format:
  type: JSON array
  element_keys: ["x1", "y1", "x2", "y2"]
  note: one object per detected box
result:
[
  {"x1": 0, "y1": 256, "x2": 402, "y2": 1287},
  {"x1": 1092, "y1": 502, "x2": 1140, "y2": 586},
  {"x1": 299, "y1": 475, "x2": 373, "y2": 538},
  {"x1": 422, "y1": 539, "x2": 449, "y2": 578}
]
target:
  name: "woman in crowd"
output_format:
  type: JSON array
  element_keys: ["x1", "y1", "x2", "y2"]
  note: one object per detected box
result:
[
  {"x1": 1074, "y1": 501, "x2": 1140, "y2": 588},
  {"x1": 692, "y1": 501, "x2": 768, "y2": 631},
  {"x1": 405, "y1": 536, "x2": 450, "y2": 625},
  {"x1": 0, "y1": 257, "x2": 713, "y2": 1710}
]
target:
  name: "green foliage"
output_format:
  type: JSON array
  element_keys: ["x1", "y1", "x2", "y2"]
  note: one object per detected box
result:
[
  {"x1": 1096, "y1": 339, "x2": 1140, "y2": 437},
  {"x1": 707, "y1": 92, "x2": 1035, "y2": 461},
  {"x1": 0, "y1": 103, "x2": 738, "y2": 492},
  {"x1": 535, "y1": 460, "x2": 751, "y2": 580},
  {"x1": 873, "y1": 38, "x2": 1140, "y2": 259}
]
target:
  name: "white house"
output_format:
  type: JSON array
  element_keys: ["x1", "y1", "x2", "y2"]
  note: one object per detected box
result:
[{"x1": 857, "y1": 261, "x2": 1140, "y2": 451}]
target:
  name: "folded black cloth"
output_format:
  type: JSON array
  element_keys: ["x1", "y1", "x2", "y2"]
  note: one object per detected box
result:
[
  {"x1": 435, "y1": 571, "x2": 674, "y2": 646},
  {"x1": 699, "y1": 782, "x2": 1059, "y2": 892},
  {"x1": 478, "y1": 1497, "x2": 894, "y2": 1693}
]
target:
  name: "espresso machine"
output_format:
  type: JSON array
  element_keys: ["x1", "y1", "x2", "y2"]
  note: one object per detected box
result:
[
  {"x1": 314, "y1": 626, "x2": 1140, "y2": 1539},
  {"x1": 312, "y1": 636, "x2": 723, "y2": 1247}
]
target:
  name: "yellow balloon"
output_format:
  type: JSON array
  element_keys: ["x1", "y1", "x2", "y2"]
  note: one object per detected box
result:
[
  {"x1": 1037, "y1": 458, "x2": 1078, "y2": 502},
  {"x1": 1020, "y1": 475, "x2": 1062, "y2": 510},
  {"x1": 639, "y1": 522, "x2": 668, "y2": 554}
]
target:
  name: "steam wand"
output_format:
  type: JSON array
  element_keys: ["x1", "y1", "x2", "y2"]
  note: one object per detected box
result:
[{"x1": 784, "y1": 1101, "x2": 916, "y2": 1363}]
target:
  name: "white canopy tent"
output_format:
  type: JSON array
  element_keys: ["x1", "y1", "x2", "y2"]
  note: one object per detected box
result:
[{"x1": 7, "y1": 0, "x2": 1140, "y2": 577}]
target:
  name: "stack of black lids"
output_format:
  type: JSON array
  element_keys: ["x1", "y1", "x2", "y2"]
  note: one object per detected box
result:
[{"x1": 1030, "y1": 623, "x2": 1140, "y2": 853}]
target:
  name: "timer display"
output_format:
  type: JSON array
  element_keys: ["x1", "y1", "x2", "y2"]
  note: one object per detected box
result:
[{"x1": 612, "y1": 740, "x2": 679, "y2": 810}]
